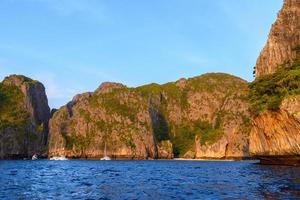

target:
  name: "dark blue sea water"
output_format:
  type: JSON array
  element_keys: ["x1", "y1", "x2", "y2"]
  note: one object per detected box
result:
[{"x1": 0, "y1": 160, "x2": 299, "y2": 200}]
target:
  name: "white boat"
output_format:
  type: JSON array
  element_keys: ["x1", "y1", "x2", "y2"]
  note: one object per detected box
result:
[
  {"x1": 101, "y1": 156, "x2": 111, "y2": 161},
  {"x1": 32, "y1": 154, "x2": 38, "y2": 160},
  {"x1": 50, "y1": 155, "x2": 68, "y2": 160},
  {"x1": 101, "y1": 143, "x2": 111, "y2": 160}
]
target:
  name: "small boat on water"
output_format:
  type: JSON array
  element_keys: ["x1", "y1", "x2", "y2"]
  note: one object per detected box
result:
[
  {"x1": 101, "y1": 156, "x2": 111, "y2": 161},
  {"x1": 101, "y1": 143, "x2": 111, "y2": 161},
  {"x1": 50, "y1": 155, "x2": 68, "y2": 161},
  {"x1": 32, "y1": 154, "x2": 38, "y2": 160}
]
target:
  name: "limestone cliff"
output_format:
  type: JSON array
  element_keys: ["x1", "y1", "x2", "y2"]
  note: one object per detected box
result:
[
  {"x1": 255, "y1": 0, "x2": 300, "y2": 77},
  {"x1": 249, "y1": 61, "x2": 300, "y2": 165},
  {"x1": 0, "y1": 75, "x2": 50, "y2": 159},
  {"x1": 140, "y1": 73, "x2": 250, "y2": 159},
  {"x1": 249, "y1": 0, "x2": 300, "y2": 165},
  {"x1": 250, "y1": 96, "x2": 300, "y2": 156},
  {"x1": 48, "y1": 83, "x2": 160, "y2": 159},
  {"x1": 48, "y1": 73, "x2": 251, "y2": 159}
]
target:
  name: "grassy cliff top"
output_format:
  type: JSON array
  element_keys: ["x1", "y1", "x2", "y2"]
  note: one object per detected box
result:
[
  {"x1": 136, "y1": 73, "x2": 248, "y2": 97},
  {"x1": 2, "y1": 74, "x2": 38, "y2": 87}
]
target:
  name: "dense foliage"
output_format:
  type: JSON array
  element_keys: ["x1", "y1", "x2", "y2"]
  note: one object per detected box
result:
[
  {"x1": 249, "y1": 62, "x2": 300, "y2": 115},
  {"x1": 172, "y1": 121, "x2": 223, "y2": 157},
  {"x1": 152, "y1": 113, "x2": 170, "y2": 142},
  {"x1": 0, "y1": 83, "x2": 29, "y2": 129}
]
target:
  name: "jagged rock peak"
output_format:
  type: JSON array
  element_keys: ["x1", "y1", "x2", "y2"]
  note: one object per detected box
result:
[
  {"x1": 95, "y1": 82, "x2": 126, "y2": 94},
  {"x1": 72, "y1": 92, "x2": 93, "y2": 103},
  {"x1": 2, "y1": 74, "x2": 38, "y2": 86},
  {"x1": 175, "y1": 78, "x2": 187, "y2": 89},
  {"x1": 255, "y1": 0, "x2": 300, "y2": 78}
]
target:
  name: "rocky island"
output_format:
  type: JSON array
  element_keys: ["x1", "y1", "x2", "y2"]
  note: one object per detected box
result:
[
  {"x1": 0, "y1": 75, "x2": 50, "y2": 159},
  {"x1": 0, "y1": 0, "x2": 299, "y2": 165},
  {"x1": 48, "y1": 73, "x2": 250, "y2": 159},
  {"x1": 250, "y1": 0, "x2": 300, "y2": 165}
]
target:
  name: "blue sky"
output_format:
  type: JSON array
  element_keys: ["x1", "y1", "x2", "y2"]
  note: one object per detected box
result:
[{"x1": 0, "y1": 0, "x2": 282, "y2": 108}]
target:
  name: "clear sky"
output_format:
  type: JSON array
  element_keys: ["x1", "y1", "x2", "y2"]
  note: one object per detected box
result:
[{"x1": 0, "y1": 0, "x2": 282, "y2": 109}]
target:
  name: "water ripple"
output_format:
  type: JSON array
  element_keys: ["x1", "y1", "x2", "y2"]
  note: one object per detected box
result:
[{"x1": 0, "y1": 160, "x2": 299, "y2": 199}]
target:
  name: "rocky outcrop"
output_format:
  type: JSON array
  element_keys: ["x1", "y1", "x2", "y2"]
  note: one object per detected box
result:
[
  {"x1": 249, "y1": 96, "x2": 300, "y2": 156},
  {"x1": 48, "y1": 83, "x2": 160, "y2": 159},
  {"x1": 195, "y1": 130, "x2": 249, "y2": 159},
  {"x1": 157, "y1": 140, "x2": 174, "y2": 159},
  {"x1": 0, "y1": 75, "x2": 50, "y2": 159},
  {"x1": 94, "y1": 82, "x2": 125, "y2": 95},
  {"x1": 195, "y1": 89, "x2": 250, "y2": 159},
  {"x1": 48, "y1": 73, "x2": 251, "y2": 159},
  {"x1": 195, "y1": 136, "x2": 228, "y2": 159},
  {"x1": 255, "y1": 0, "x2": 300, "y2": 77},
  {"x1": 153, "y1": 73, "x2": 250, "y2": 159},
  {"x1": 249, "y1": 0, "x2": 300, "y2": 165}
]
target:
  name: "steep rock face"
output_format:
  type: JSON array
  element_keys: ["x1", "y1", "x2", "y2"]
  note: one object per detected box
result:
[
  {"x1": 157, "y1": 140, "x2": 173, "y2": 159},
  {"x1": 195, "y1": 136, "x2": 228, "y2": 159},
  {"x1": 49, "y1": 73, "x2": 251, "y2": 159},
  {"x1": 136, "y1": 73, "x2": 251, "y2": 159},
  {"x1": 48, "y1": 83, "x2": 161, "y2": 159},
  {"x1": 0, "y1": 75, "x2": 50, "y2": 159},
  {"x1": 255, "y1": 0, "x2": 300, "y2": 77},
  {"x1": 250, "y1": 0, "x2": 300, "y2": 164},
  {"x1": 249, "y1": 56, "x2": 300, "y2": 165},
  {"x1": 249, "y1": 96, "x2": 300, "y2": 156},
  {"x1": 194, "y1": 84, "x2": 250, "y2": 159}
]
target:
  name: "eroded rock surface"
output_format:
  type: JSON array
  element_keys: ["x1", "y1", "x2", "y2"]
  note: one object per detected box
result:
[
  {"x1": 0, "y1": 75, "x2": 50, "y2": 159},
  {"x1": 255, "y1": 0, "x2": 300, "y2": 77},
  {"x1": 48, "y1": 84, "x2": 159, "y2": 159},
  {"x1": 249, "y1": 96, "x2": 300, "y2": 156},
  {"x1": 49, "y1": 73, "x2": 251, "y2": 159}
]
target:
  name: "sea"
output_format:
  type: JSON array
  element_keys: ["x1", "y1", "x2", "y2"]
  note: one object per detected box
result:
[{"x1": 0, "y1": 160, "x2": 299, "y2": 199}]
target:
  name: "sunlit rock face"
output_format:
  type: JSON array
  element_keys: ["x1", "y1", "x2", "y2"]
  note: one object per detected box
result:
[
  {"x1": 255, "y1": 0, "x2": 300, "y2": 78},
  {"x1": 48, "y1": 73, "x2": 251, "y2": 160},
  {"x1": 0, "y1": 75, "x2": 50, "y2": 159},
  {"x1": 249, "y1": 96, "x2": 300, "y2": 157},
  {"x1": 248, "y1": 0, "x2": 300, "y2": 166},
  {"x1": 48, "y1": 83, "x2": 159, "y2": 159}
]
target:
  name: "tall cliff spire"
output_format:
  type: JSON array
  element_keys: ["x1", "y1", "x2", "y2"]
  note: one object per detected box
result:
[{"x1": 255, "y1": 0, "x2": 300, "y2": 78}]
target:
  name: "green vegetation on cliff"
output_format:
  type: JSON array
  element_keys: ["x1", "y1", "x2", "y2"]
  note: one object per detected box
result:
[
  {"x1": 0, "y1": 83, "x2": 29, "y2": 129},
  {"x1": 137, "y1": 73, "x2": 246, "y2": 109},
  {"x1": 89, "y1": 87, "x2": 143, "y2": 122},
  {"x1": 172, "y1": 120, "x2": 223, "y2": 157},
  {"x1": 152, "y1": 113, "x2": 170, "y2": 142},
  {"x1": 249, "y1": 62, "x2": 300, "y2": 115},
  {"x1": 0, "y1": 75, "x2": 51, "y2": 159},
  {"x1": 49, "y1": 73, "x2": 250, "y2": 159},
  {"x1": 138, "y1": 73, "x2": 248, "y2": 157}
]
